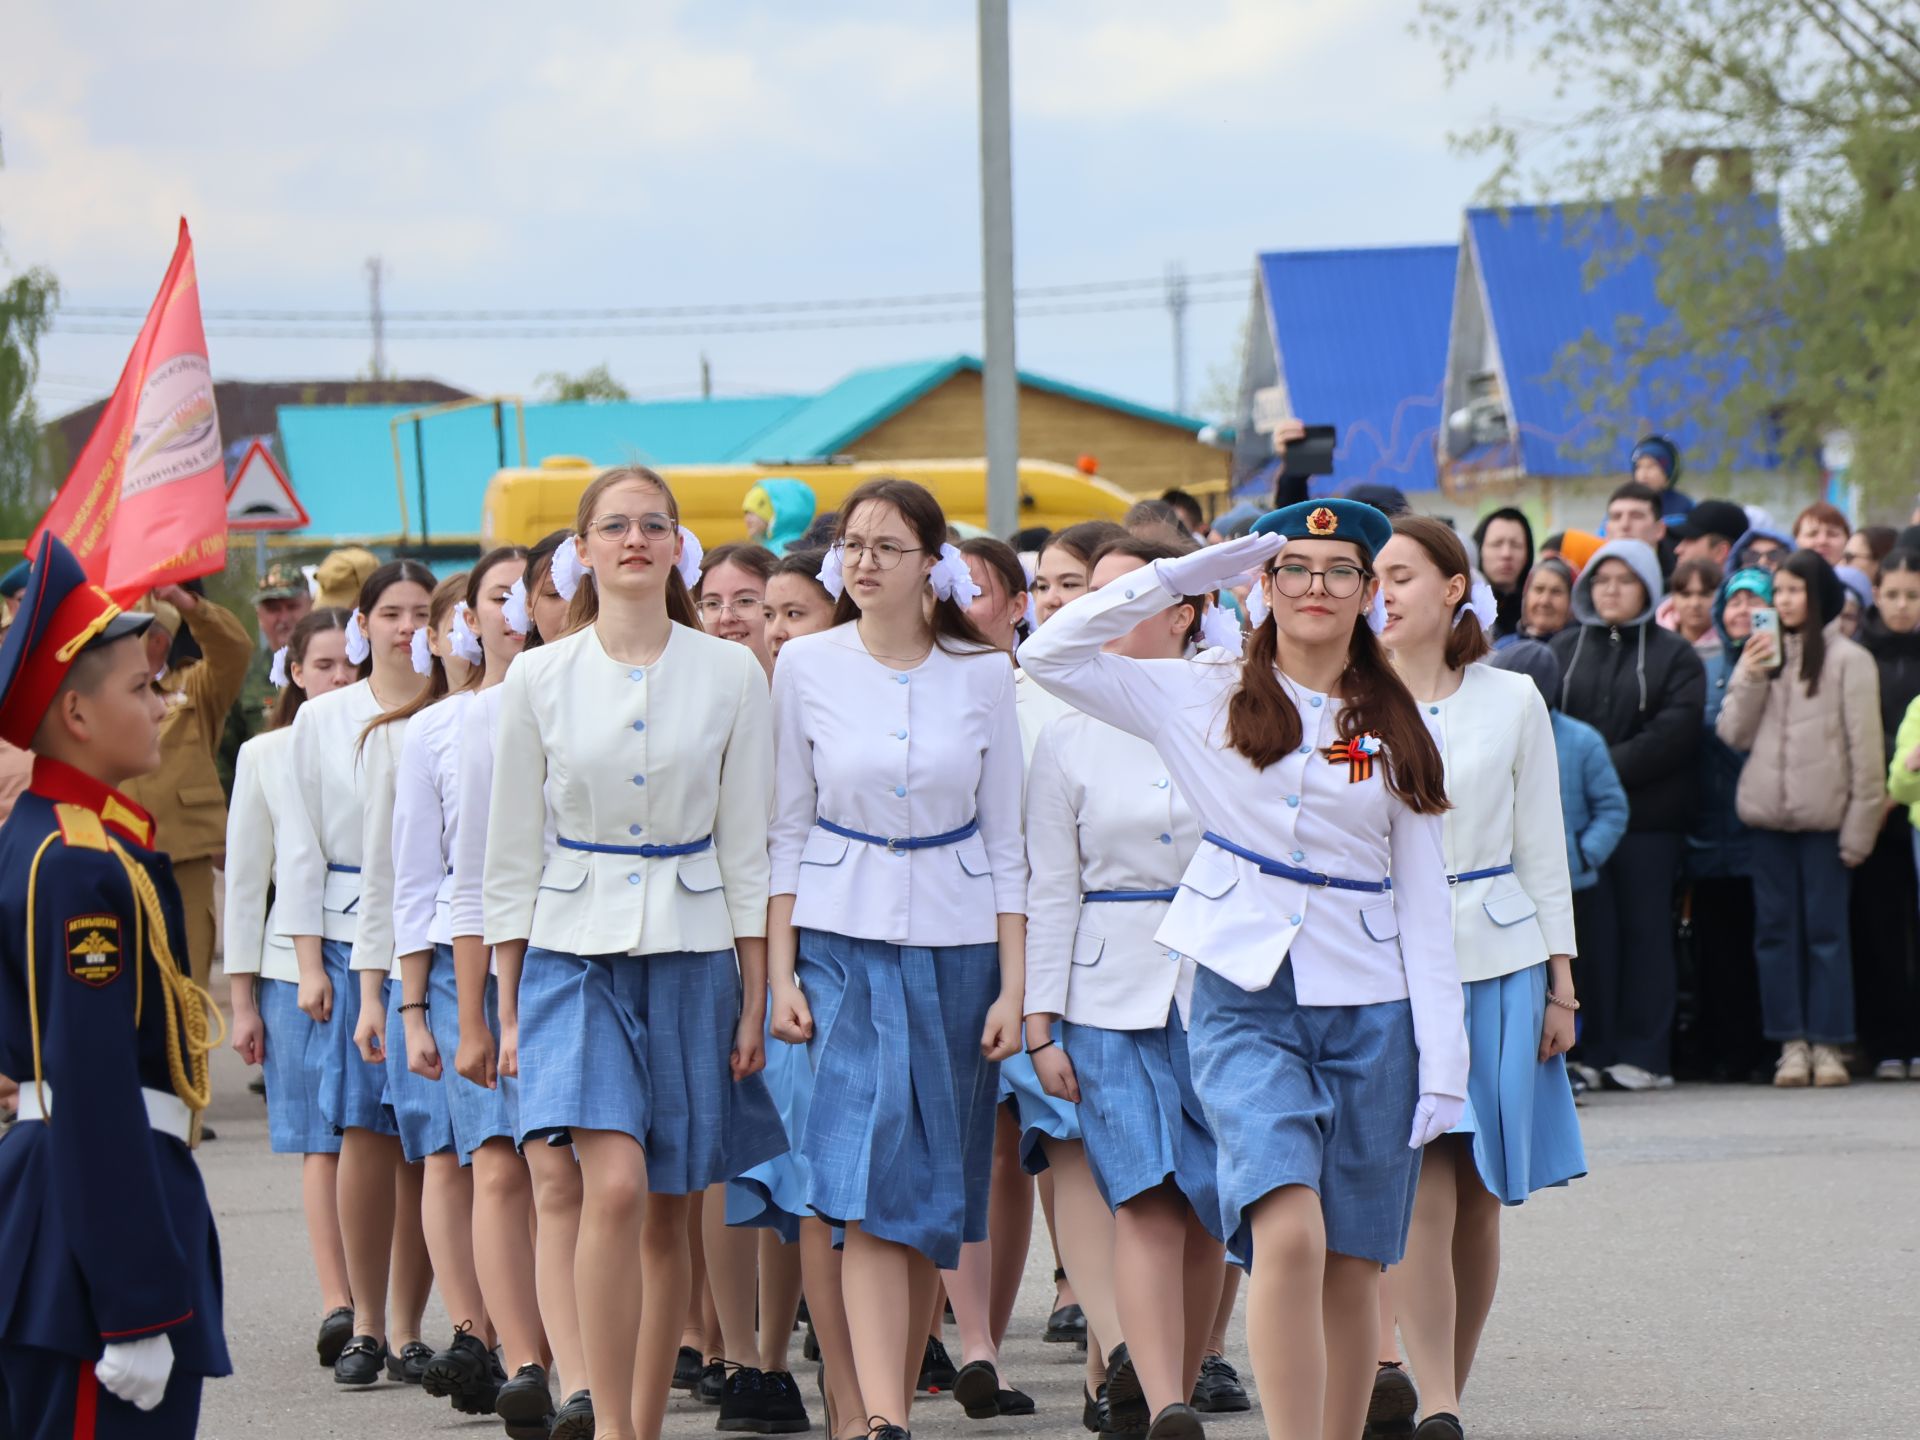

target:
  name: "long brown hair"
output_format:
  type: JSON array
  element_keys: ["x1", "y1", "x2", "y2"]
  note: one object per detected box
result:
[
  {"x1": 1087, "y1": 533, "x2": 1207, "y2": 646},
  {"x1": 350, "y1": 558, "x2": 437, "y2": 681},
  {"x1": 1392, "y1": 514, "x2": 1490, "y2": 668},
  {"x1": 562, "y1": 465, "x2": 701, "y2": 634},
  {"x1": 521, "y1": 529, "x2": 571, "y2": 649},
  {"x1": 1226, "y1": 546, "x2": 1448, "y2": 812},
  {"x1": 829, "y1": 478, "x2": 992, "y2": 654},
  {"x1": 268, "y1": 607, "x2": 352, "y2": 730},
  {"x1": 361, "y1": 570, "x2": 470, "y2": 746},
  {"x1": 1778, "y1": 549, "x2": 1831, "y2": 695}
]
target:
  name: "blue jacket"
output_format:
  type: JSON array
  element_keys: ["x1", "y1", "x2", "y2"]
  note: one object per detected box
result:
[{"x1": 1551, "y1": 712, "x2": 1629, "y2": 890}]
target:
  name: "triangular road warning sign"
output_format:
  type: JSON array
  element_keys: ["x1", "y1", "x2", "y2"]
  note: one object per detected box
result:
[{"x1": 225, "y1": 440, "x2": 310, "y2": 532}]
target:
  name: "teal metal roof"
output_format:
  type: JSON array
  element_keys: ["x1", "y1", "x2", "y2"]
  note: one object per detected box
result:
[{"x1": 734, "y1": 358, "x2": 963, "y2": 460}]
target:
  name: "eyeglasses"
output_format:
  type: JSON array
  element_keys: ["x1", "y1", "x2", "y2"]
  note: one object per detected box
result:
[
  {"x1": 697, "y1": 596, "x2": 769, "y2": 619},
  {"x1": 589, "y1": 512, "x2": 676, "y2": 542},
  {"x1": 833, "y1": 539, "x2": 924, "y2": 570},
  {"x1": 1268, "y1": 563, "x2": 1368, "y2": 599}
]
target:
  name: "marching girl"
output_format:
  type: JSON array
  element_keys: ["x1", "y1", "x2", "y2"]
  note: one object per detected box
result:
[
  {"x1": 698, "y1": 541, "x2": 779, "y2": 678},
  {"x1": 283, "y1": 559, "x2": 439, "y2": 1386},
  {"x1": 484, "y1": 465, "x2": 787, "y2": 1440},
  {"x1": 1024, "y1": 534, "x2": 1229, "y2": 1439},
  {"x1": 767, "y1": 477, "x2": 1027, "y2": 1440},
  {"x1": 766, "y1": 547, "x2": 840, "y2": 654},
  {"x1": 225, "y1": 607, "x2": 356, "y2": 1366},
  {"x1": 452, "y1": 530, "x2": 597, "y2": 1438},
  {"x1": 1373, "y1": 518, "x2": 1582, "y2": 1440},
  {"x1": 1019, "y1": 501, "x2": 1466, "y2": 1440}
]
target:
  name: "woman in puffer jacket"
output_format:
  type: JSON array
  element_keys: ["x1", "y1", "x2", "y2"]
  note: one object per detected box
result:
[{"x1": 1715, "y1": 550, "x2": 1884, "y2": 1089}]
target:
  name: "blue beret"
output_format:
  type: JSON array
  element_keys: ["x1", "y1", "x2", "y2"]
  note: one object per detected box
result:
[
  {"x1": 0, "y1": 561, "x2": 29, "y2": 599},
  {"x1": 1251, "y1": 499, "x2": 1393, "y2": 562}
]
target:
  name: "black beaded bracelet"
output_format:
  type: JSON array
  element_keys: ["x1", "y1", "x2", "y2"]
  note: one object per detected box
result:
[
  {"x1": 1026, "y1": 1038, "x2": 1056, "y2": 1056},
  {"x1": 397, "y1": 1001, "x2": 429, "y2": 1014}
]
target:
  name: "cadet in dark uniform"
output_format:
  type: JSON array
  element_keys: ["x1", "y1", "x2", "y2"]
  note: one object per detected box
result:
[{"x1": 0, "y1": 537, "x2": 230, "y2": 1438}]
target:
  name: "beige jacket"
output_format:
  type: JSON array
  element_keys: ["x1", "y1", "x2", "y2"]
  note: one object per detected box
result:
[{"x1": 1715, "y1": 626, "x2": 1885, "y2": 861}]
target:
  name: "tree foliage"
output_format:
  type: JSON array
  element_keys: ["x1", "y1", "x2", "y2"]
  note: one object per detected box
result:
[
  {"x1": 537, "y1": 363, "x2": 629, "y2": 402},
  {"x1": 0, "y1": 129, "x2": 59, "y2": 531},
  {"x1": 1419, "y1": 0, "x2": 1920, "y2": 507}
]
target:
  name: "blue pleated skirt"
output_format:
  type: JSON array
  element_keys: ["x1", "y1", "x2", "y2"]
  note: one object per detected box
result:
[
  {"x1": 796, "y1": 929, "x2": 1000, "y2": 1270},
  {"x1": 725, "y1": 1016, "x2": 814, "y2": 1243},
  {"x1": 384, "y1": 979, "x2": 455, "y2": 1163},
  {"x1": 999, "y1": 1038, "x2": 1082, "y2": 1174},
  {"x1": 424, "y1": 949, "x2": 520, "y2": 1166},
  {"x1": 1187, "y1": 962, "x2": 1420, "y2": 1267},
  {"x1": 258, "y1": 976, "x2": 340, "y2": 1155},
  {"x1": 1455, "y1": 964, "x2": 1587, "y2": 1204},
  {"x1": 1064, "y1": 1017, "x2": 1222, "y2": 1239},
  {"x1": 516, "y1": 946, "x2": 787, "y2": 1194},
  {"x1": 312, "y1": 939, "x2": 397, "y2": 1137}
]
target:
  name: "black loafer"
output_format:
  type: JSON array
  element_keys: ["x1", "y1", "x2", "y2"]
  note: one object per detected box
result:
[
  {"x1": 315, "y1": 1306, "x2": 354, "y2": 1368},
  {"x1": 1147, "y1": 1403, "x2": 1205, "y2": 1440},
  {"x1": 1083, "y1": 1385, "x2": 1108, "y2": 1434},
  {"x1": 698, "y1": 1358, "x2": 727, "y2": 1405},
  {"x1": 388, "y1": 1338, "x2": 433, "y2": 1384},
  {"x1": 1190, "y1": 1355, "x2": 1249, "y2": 1414},
  {"x1": 995, "y1": 1386, "x2": 1035, "y2": 1417},
  {"x1": 1366, "y1": 1361, "x2": 1419, "y2": 1437},
  {"x1": 1105, "y1": 1344, "x2": 1149, "y2": 1435},
  {"x1": 951, "y1": 1360, "x2": 1001, "y2": 1420},
  {"x1": 917, "y1": 1336, "x2": 957, "y2": 1394},
  {"x1": 550, "y1": 1388, "x2": 595, "y2": 1440},
  {"x1": 1414, "y1": 1414, "x2": 1464, "y2": 1440},
  {"x1": 333, "y1": 1334, "x2": 386, "y2": 1386},
  {"x1": 496, "y1": 1363, "x2": 556, "y2": 1440},
  {"x1": 675, "y1": 1343, "x2": 704, "y2": 1392}
]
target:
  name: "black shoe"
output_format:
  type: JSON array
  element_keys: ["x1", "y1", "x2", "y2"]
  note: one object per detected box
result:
[
  {"x1": 698, "y1": 1359, "x2": 728, "y2": 1405},
  {"x1": 496, "y1": 1363, "x2": 557, "y2": 1440},
  {"x1": 333, "y1": 1334, "x2": 387, "y2": 1386},
  {"x1": 1414, "y1": 1415, "x2": 1464, "y2": 1440},
  {"x1": 1105, "y1": 1344, "x2": 1149, "y2": 1435},
  {"x1": 387, "y1": 1338, "x2": 433, "y2": 1384},
  {"x1": 315, "y1": 1306, "x2": 354, "y2": 1368},
  {"x1": 868, "y1": 1427, "x2": 910, "y2": 1440},
  {"x1": 248, "y1": 1073, "x2": 267, "y2": 1096},
  {"x1": 550, "y1": 1388, "x2": 595, "y2": 1440},
  {"x1": 1083, "y1": 1385, "x2": 1109, "y2": 1434},
  {"x1": 756, "y1": 1369, "x2": 812, "y2": 1434},
  {"x1": 1365, "y1": 1362, "x2": 1419, "y2": 1437},
  {"x1": 1044, "y1": 1293, "x2": 1086, "y2": 1344},
  {"x1": 803, "y1": 1325, "x2": 820, "y2": 1363},
  {"x1": 1147, "y1": 1404, "x2": 1205, "y2": 1440},
  {"x1": 917, "y1": 1336, "x2": 957, "y2": 1394},
  {"x1": 996, "y1": 1386, "x2": 1036, "y2": 1416},
  {"x1": 676, "y1": 1344, "x2": 706, "y2": 1391},
  {"x1": 198, "y1": 1122, "x2": 218, "y2": 1141},
  {"x1": 718, "y1": 1365, "x2": 768, "y2": 1432},
  {"x1": 1189, "y1": 1355, "x2": 1249, "y2": 1414},
  {"x1": 952, "y1": 1360, "x2": 1002, "y2": 1420},
  {"x1": 422, "y1": 1326, "x2": 491, "y2": 1403}
]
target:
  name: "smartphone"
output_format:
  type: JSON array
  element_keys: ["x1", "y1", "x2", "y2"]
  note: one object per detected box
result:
[{"x1": 1750, "y1": 607, "x2": 1782, "y2": 668}]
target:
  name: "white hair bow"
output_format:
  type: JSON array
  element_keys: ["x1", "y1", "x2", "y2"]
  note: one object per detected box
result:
[
  {"x1": 268, "y1": 646, "x2": 289, "y2": 688},
  {"x1": 1197, "y1": 602, "x2": 1243, "y2": 656},
  {"x1": 930, "y1": 543, "x2": 982, "y2": 605},
  {"x1": 345, "y1": 609, "x2": 370, "y2": 665},
  {"x1": 817, "y1": 544, "x2": 846, "y2": 600},
  {"x1": 1369, "y1": 586, "x2": 1389, "y2": 635},
  {"x1": 451, "y1": 603, "x2": 485, "y2": 665},
  {"x1": 410, "y1": 626, "x2": 434, "y2": 676},
  {"x1": 502, "y1": 580, "x2": 530, "y2": 637},
  {"x1": 551, "y1": 534, "x2": 589, "y2": 601},
  {"x1": 301, "y1": 564, "x2": 320, "y2": 600},
  {"x1": 1248, "y1": 581, "x2": 1269, "y2": 627},
  {"x1": 1455, "y1": 574, "x2": 1498, "y2": 632},
  {"x1": 1023, "y1": 592, "x2": 1039, "y2": 631},
  {"x1": 676, "y1": 527, "x2": 704, "y2": 590}
]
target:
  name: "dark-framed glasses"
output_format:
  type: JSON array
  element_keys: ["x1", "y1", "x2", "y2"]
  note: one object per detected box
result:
[
  {"x1": 1269, "y1": 562, "x2": 1367, "y2": 599},
  {"x1": 834, "y1": 538, "x2": 923, "y2": 570}
]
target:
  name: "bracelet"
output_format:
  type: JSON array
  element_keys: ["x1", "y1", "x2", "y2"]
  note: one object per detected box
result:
[
  {"x1": 397, "y1": 1001, "x2": 429, "y2": 1014},
  {"x1": 1026, "y1": 1038, "x2": 1056, "y2": 1056},
  {"x1": 1545, "y1": 991, "x2": 1580, "y2": 1012}
]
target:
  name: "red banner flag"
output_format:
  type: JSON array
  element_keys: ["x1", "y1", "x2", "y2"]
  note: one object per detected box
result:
[{"x1": 32, "y1": 219, "x2": 227, "y2": 600}]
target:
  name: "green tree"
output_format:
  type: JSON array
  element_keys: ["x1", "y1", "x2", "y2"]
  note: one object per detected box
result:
[
  {"x1": 537, "y1": 363, "x2": 629, "y2": 402},
  {"x1": 1419, "y1": 0, "x2": 1920, "y2": 508},
  {"x1": 0, "y1": 129, "x2": 59, "y2": 533}
]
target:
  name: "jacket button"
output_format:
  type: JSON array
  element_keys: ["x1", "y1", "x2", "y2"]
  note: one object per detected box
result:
[
  {"x1": 1429, "y1": 705, "x2": 1440, "y2": 714},
  {"x1": 1289, "y1": 913, "x2": 1302, "y2": 926},
  {"x1": 1291, "y1": 850, "x2": 1304, "y2": 862},
  {"x1": 1309, "y1": 696, "x2": 1322, "y2": 708},
  {"x1": 1299, "y1": 744, "x2": 1311, "y2": 755},
  {"x1": 1154, "y1": 778, "x2": 1169, "y2": 788},
  {"x1": 628, "y1": 874, "x2": 640, "y2": 885},
  {"x1": 894, "y1": 785, "x2": 907, "y2": 797},
  {"x1": 632, "y1": 720, "x2": 646, "y2": 732},
  {"x1": 895, "y1": 674, "x2": 909, "y2": 684},
  {"x1": 1124, "y1": 588, "x2": 1136, "y2": 599},
  {"x1": 629, "y1": 668, "x2": 645, "y2": 681},
  {"x1": 895, "y1": 729, "x2": 908, "y2": 739},
  {"x1": 1286, "y1": 795, "x2": 1299, "y2": 807},
  {"x1": 632, "y1": 774, "x2": 645, "y2": 786},
  {"x1": 1158, "y1": 832, "x2": 1172, "y2": 844},
  {"x1": 629, "y1": 824, "x2": 643, "y2": 836}
]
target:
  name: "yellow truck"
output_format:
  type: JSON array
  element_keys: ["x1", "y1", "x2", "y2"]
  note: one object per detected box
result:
[{"x1": 480, "y1": 455, "x2": 1137, "y2": 549}]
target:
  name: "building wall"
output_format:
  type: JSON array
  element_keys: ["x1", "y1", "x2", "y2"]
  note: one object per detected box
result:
[{"x1": 846, "y1": 370, "x2": 1224, "y2": 499}]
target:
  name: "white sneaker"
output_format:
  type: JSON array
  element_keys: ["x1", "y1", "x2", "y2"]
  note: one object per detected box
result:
[
  {"x1": 1603, "y1": 1063, "x2": 1675, "y2": 1092},
  {"x1": 1569, "y1": 1062, "x2": 1602, "y2": 1090},
  {"x1": 1909, "y1": 1059, "x2": 1920, "y2": 1080},
  {"x1": 1875, "y1": 1058, "x2": 1909, "y2": 1081}
]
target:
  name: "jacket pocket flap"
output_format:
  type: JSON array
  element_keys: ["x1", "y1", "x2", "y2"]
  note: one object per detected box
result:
[
  {"x1": 321, "y1": 868, "x2": 361, "y2": 915},
  {"x1": 537, "y1": 855, "x2": 589, "y2": 893},
  {"x1": 677, "y1": 850, "x2": 724, "y2": 894},
  {"x1": 800, "y1": 828, "x2": 851, "y2": 867},
  {"x1": 955, "y1": 835, "x2": 993, "y2": 877},
  {"x1": 1069, "y1": 929, "x2": 1105, "y2": 967},
  {"x1": 1361, "y1": 901, "x2": 1400, "y2": 942},
  {"x1": 177, "y1": 782, "x2": 227, "y2": 809},
  {"x1": 1179, "y1": 846, "x2": 1238, "y2": 901},
  {"x1": 1482, "y1": 888, "x2": 1539, "y2": 928}
]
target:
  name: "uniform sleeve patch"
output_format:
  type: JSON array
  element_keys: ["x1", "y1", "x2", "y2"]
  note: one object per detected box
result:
[{"x1": 65, "y1": 915, "x2": 123, "y2": 986}]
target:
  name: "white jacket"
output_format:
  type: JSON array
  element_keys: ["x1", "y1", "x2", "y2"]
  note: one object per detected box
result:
[
  {"x1": 1024, "y1": 709, "x2": 1199, "y2": 1030},
  {"x1": 1019, "y1": 574, "x2": 1467, "y2": 1101},
  {"x1": 222, "y1": 727, "x2": 299, "y2": 983},
  {"x1": 391, "y1": 693, "x2": 470, "y2": 961},
  {"x1": 1422, "y1": 664, "x2": 1578, "y2": 981},
  {"x1": 483, "y1": 623, "x2": 773, "y2": 957},
  {"x1": 449, "y1": 685, "x2": 502, "y2": 942},
  {"x1": 351, "y1": 711, "x2": 411, "y2": 973},
  {"x1": 279, "y1": 680, "x2": 383, "y2": 945}
]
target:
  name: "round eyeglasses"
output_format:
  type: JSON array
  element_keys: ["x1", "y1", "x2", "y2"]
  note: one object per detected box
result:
[
  {"x1": 697, "y1": 596, "x2": 769, "y2": 619},
  {"x1": 833, "y1": 539, "x2": 924, "y2": 571},
  {"x1": 1268, "y1": 562, "x2": 1368, "y2": 599},
  {"x1": 589, "y1": 512, "x2": 676, "y2": 542}
]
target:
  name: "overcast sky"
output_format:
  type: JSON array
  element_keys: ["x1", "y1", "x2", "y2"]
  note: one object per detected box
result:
[{"x1": 2, "y1": 0, "x2": 1545, "y2": 426}]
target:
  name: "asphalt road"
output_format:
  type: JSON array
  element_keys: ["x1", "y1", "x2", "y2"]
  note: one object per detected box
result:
[{"x1": 193, "y1": 1041, "x2": 1918, "y2": 1439}]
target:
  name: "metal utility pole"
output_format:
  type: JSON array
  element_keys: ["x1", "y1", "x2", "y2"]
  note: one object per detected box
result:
[
  {"x1": 366, "y1": 257, "x2": 387, "y2": 380},
  {"x1": 978, "y1": 0, "x2": 1019, "y2": 537},
  {"x1": 1166, "y1": 260, "x2": 1189, "y2": 413},
  {"x1": 700, "y1": 352, "x2": 713, "y2": 400}
]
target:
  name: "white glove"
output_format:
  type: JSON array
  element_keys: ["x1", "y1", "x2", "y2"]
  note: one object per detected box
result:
[
  {"x1": 1152, "y1": 533, "x2": 1284, "y2": 598},
  {"x1": 1407, "y1": 1093, "x2": 1464, "y2": 1149},
  {"x1": 96, "y1": 1333, "x2": 173, "y2": 1412}
]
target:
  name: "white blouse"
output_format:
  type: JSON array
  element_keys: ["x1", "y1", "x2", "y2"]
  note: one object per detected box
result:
[
  {"x1": 279, "y1": 679, "x2": 383, "y2": 946},
  {"x1": 1420, "y1": 664, "x2": 1577, "y2": 982},
  {"x1": 351, "y1": 711, "x2": 411, "y2": 974},
  {"x1": 484, "y1": 623, "x2": 773, "y2": 958},
  {"x1": 222, "y1": 727, "x2": 300, "y2": 983},
  {"x1": 1024, "y1": 710, "x2": 1200, "y2": 1031},
  {"x1": 1015, "y1": 668, "x2": 1073, "y2": 765},
  {"x1": 390, "y1": 693, "x2": 471, "y2": 963},
  {"x1": 1019, "y1": 575, "x2": 1467, "y2": 1101},
  {"x1": 448, "y1": 685, "x2": 502, "y2": 942},
  {"x1": 769, "y1": 624, "x2": 1028, "y2": 947}
]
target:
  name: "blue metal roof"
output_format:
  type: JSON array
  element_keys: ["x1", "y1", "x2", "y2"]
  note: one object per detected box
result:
[
  {"x1": 1259, "y1": 244, "x2": 1457, "y2": 494},
  {"x1": 1465, "y1": 201, "x2": 1783, "y2": 476}
]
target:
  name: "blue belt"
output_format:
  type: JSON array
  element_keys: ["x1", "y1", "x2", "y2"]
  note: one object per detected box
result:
[
  {"x1": 327, "y1": 863, "x2": 361, "y2": 875},
  {"x1": 1448, "y1": 862, "x2": 1514, "y2": 886},
  {"x1": 816, "y1": 816, "x2": 979, "y2": 854},
  {"x1": 1082, "y1": 888, "x2": 1179, "y2": 903},
  {"x1": 1202, "y1": 832, "x2": 1389, "y2": 894},
  {"x1": 556, "y1": 834, "x2": 713, "y2": 859}
]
